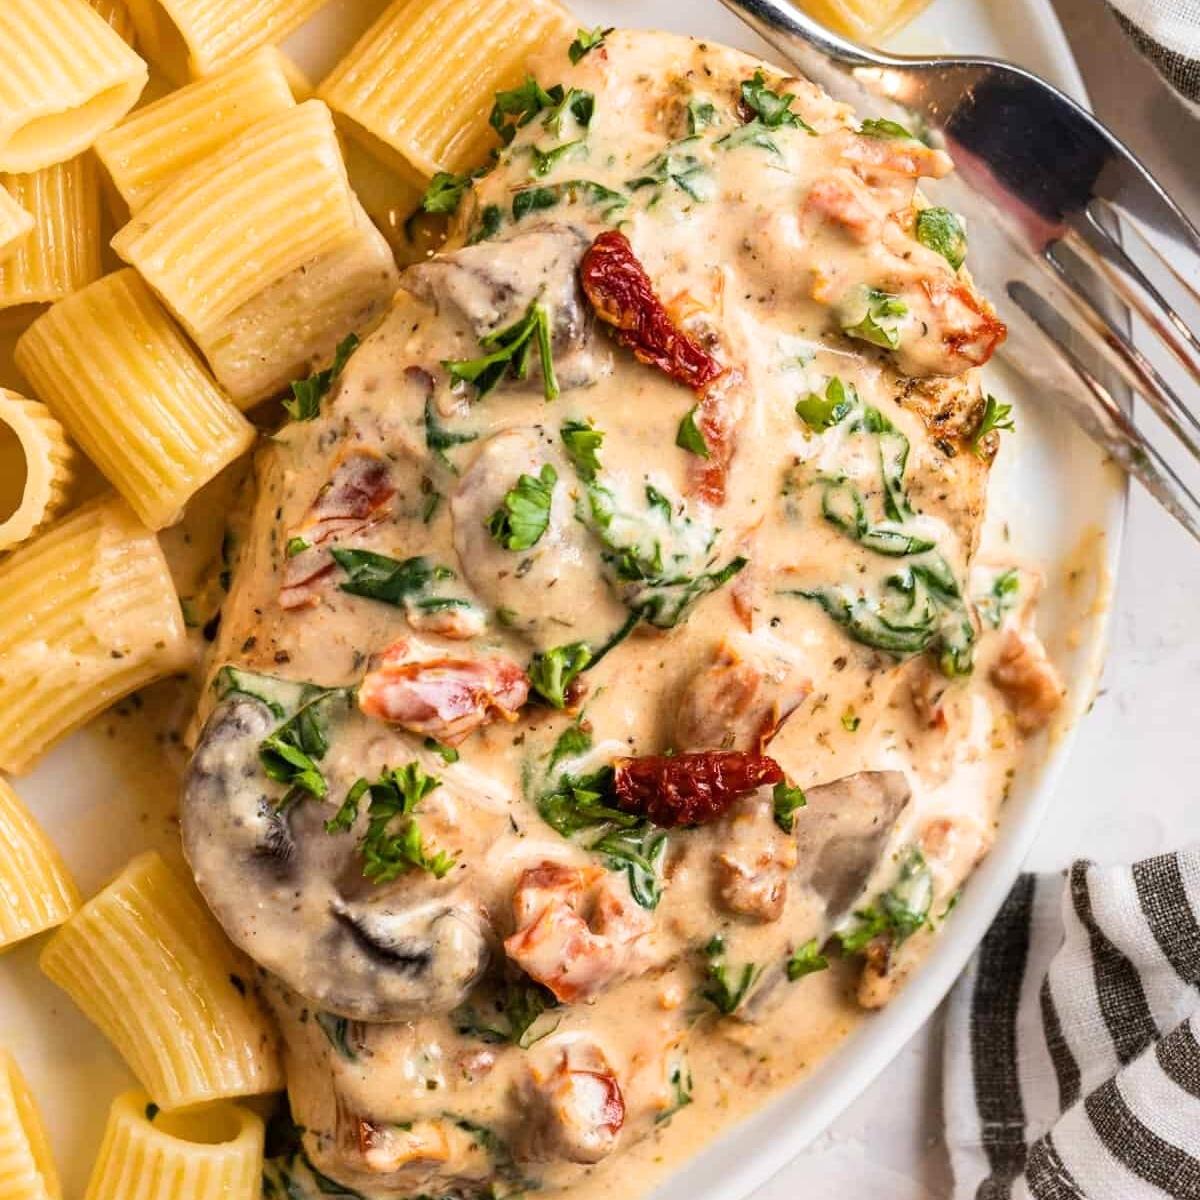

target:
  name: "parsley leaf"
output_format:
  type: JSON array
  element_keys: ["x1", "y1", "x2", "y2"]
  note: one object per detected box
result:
[
  {"x1": 359, "y1": 763, "x2": 456, "y2": 882},
  {"x1": 325, "y1": 777, "x2": 367, "y2": 834},
  {"x1": 511, "y1": 178, "x2": 625, "y2": 222},
  {"x1": 915, "y1": 206, "x2": 967, "y2": 270},
  {"x1": 531, "y1": 139, "x2": 584, "y2": 177},
  {"x1": 971, "y1": 394, "x2": 1015, "y2": 453},
  {"x1": 772, "y1": 780, "x2": 806, "y2": 834},
  {"x1": 569, "y1": 25, "x2": 612, "y2": 63},
  {"x1": 700, "y1": 936, "x2": 760, "y2": 1014},
  {"x1": 285, "y1": 535, "x2": 309, "y2": 558},
  {"x1": 283, "y1": 334, "x2": 360, "y2": 421},
  {"x1": 421, "y1": 170, "x2": 474, "y2": 215},
  {"x1": 675, "y1": 406, "x2": 710, "y2": 457},
  {"x1": 259, "y1": 689, "x2": 339, "y2": 809},
  {"x1": 331, "y1": 548, "x2": 455, "y2": 605},
  {"x1": 486, "y1": 463, "x2": 557, "y2": 551},
  {"x1": 424, "y1": 395, "x2": 478, "y2": 469},
  {"x1": 786, "y1": 938, "x2": 829, "y2": 981},
  {"x1": 859, "y1": 117, "x2": 916, "y2": 139},
  {"x1": 541, "y1": 87, "x2": 594, "y2": 137},
  {"x1": 424, "y1": 737, "x2": 460, "y2": 764},
  {"x1": 840, "y1": 285, "x2": 908, "y2": 350},
  {"x1": 561, "y1": 418, "x2": 604, "y2": 480},
  {"x1": 740, "y1": 69, "x2": 814, "y2": 131},
  {"x1": 529, "y1": 639, "x2": 591, "y2": 708},
  {"x1": 795, "y1": 376, "x2": 856, "y2": 430},
  {"x1": 490, "y1": 76, "x2": 560, "y2": 145},
  {"x1": 444, "y1": 300, "x2": 559, "y2": 402}
]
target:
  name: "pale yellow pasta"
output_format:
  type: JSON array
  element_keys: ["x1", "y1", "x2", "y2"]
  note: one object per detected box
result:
[
  {"x1": 124, "y1": 0, "x2": 328, "y2": 83},
  {"x1": 199, "y1": 200, "x2": 400, "y2": 407},
  {"x1": 0, "y1": 391, "x2": 79, "y2": 552},
  {"x1": 793, "y1": 0, "x2": 932, "y2": 42},
  {"x1": 15, "y1": 270, "x2": 254, "y2": 530},
  {"x1": 84, "y1": 1092, "x2": 262, "y2": 1200},
  {"x1": 0, "y1": 495, "x2": 190, "y2": 774},
  {"x1": 0, "y1": 189, "x2": 32, "y2": 267},
  {"x1": 0, "y1": 1051, "x2": 61, "y2": 1200},
  {"x1": 0, "y1": 158, "x2": 102, "y2": 309},
  {"x1": 96, "y1": 47, "x2": 297, "y2": 213},
  {"x1": 0, "y1": 778, "x2": 80, "y2": 953},
  {"x1": 87, "y1": 0, "x2": 138, "y2": 44},
  {"x1": 0, "y1": 0, "x2": 147, "y2": 174},
  {"x1": 40, "y1": 852, "x2": 283, "y2": 1110},
  {"x1": 319, "y1": 0, "x2": 575, "y2": 180},
  {"x1": 111, "y1": 100, "x2": 360, "y2": 332}
]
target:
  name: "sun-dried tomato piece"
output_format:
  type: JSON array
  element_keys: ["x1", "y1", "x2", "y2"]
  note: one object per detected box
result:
[
  {"x1": 613, "y1": 751, "x2": 783, "y2": 827},
  {"x1": 580, "y1": 230, "x2": 725, "y2": 394}
]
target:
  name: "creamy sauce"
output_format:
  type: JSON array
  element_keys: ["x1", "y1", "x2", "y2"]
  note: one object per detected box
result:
[{"x1": 172, "y1": 30, "x2": 1064, "y2": 1199}]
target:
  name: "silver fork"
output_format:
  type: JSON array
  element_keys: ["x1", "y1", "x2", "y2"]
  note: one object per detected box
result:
[{"x1": 719, "y1": 0, "x2": 1200, "y2": 541}]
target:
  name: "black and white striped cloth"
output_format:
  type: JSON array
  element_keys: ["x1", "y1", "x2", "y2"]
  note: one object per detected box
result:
[
  {"x1": 945, "y1": 849, "x2": 1200, "y2": 1199},
  {"x1": 1108, "y1": 0, "x2": 1200, "y2": 111}
]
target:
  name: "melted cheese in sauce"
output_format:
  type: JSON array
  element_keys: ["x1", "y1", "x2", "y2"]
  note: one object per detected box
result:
[{"x1": 176, "y1": 29, "x2": 1062, "y2": 1200}]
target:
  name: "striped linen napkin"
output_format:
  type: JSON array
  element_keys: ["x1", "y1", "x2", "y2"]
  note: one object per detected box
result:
[
  {"x1": 1108, "y1": 0, "x2": 1200, "y2": 111},
  {"x1": 944, "y1": 850, "x2": 1200, "y2": 1198}
]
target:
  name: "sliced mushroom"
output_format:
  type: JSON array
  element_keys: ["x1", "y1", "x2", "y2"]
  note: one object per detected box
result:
[{"x1": 181, "y1": 695, "x2": 491, "y2": 1021}]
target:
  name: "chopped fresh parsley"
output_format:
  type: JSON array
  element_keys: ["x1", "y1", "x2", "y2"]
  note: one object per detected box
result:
[
  {"x1": 838, "y1": 847, "x2": 933, "y2": 953},
  {"x1": 971, "y1": 394, "x2": 1015, "y2": 453},
  {"x1": 511, "y1": 178, "x2": 626, "y2": 222},
  {"x1": 840, "y1": 285, "x2": 908, "y2": 350},
  {"x1": 284, "y1": 334, "x2": 360, "y2": 422},
  {"x1": 324, "y1": 776, "x2": 367, "y2": 834},
  {"x1": 259, "y1": 688, "x2": 340, "y2": 809},
  {"x1": 529, "y1": 640, "x2": 591, "y2": 708},
  {"x1": 592, "y1": 823, "x2": 667, "y2": 908},
  {"x1": 977, "y1": 567, "x2": 1020, "y2": 629},
  {"x1": 285, "y1": 535, "x2": 309, "y2": 558},
  {"x1": 424, "y1": 395, "x2": 478, "y2": 469},
  {"x1": 772, "y1": 780, "x2": 807, "y2": 834},
  {"x1": 786, "y1": 939, "x2": 829, "y2": 981},
  {"x1": 561, "y1": 418, "x2": 604, "y2": 480},
  {"x1": 656, "y1": 1059, "x2": 694, "y2": 1123},
  {"x1": 740, "y1": 69, "x2": 814, "y2": 132},
  {"x1": 421, "y1": 170, "x2": 474, "y2": 215},
  {"x1": 490, "y1": 76, "x2": 560, "y2": 144},
  {"x1": 315, "y1": 1011, "x2": 358, "y2": 1061},
  {"x1": 568, "y1": 25, "x2": 612, "y2": 63},
  {"x1": 700, "y1": 936, "x2": 760, "y2": 1015},
  {"x1": 444, "y1": 300, "x2": 559, "y2": 402},
  {"x1": 859, "y1": 117, "x2": 916, "y2": 139},
  {"x1": 531, "y1": 138, "x2": 584, "y2": 177},
  {"x1": 628, "y1": 143, "x2": 710, "y2": 203},
  {"x1": 358, "y1": 763, "x2": 456, "y2": 882},
  {"x1": 486, "y1": 463, "x2": 557, "y2": 550},
  {"x1": 331, "y1": 548, "x2": 454, "y2": 605},
  {"x1": 675, "y1": 406, "x2": 710, "y2": 457},
  {"x1": 424, "y1": 737, "x2": 460, "y2": 764},
  {"x1": 542, "y1": 87, "x2": 594, "y2": 137},
  {"x1": 795, "y1": 376, "x2": 856, "y2": 431},
  {"x1": 915, "y1": 206, "x2": 967, "y2": 270}
]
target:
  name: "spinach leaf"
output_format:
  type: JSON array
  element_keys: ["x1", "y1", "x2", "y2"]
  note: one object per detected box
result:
[
  {"x1": 977, "y1": 567, "x2": 1020, "y2": 629},
  {"x1": 590, "y1": 823, "x2": 667, "y2": 908},
  {"x1": 700, "y1": 936, "x2": 761, "y2": 1014},
  {"x1": 915, "y1": 206, "x2": 967, "y2": 269},
  {"x1": 423, "y1": 394, "x2": 478, "y2": 469},
  {"x1": 528, "y1": 639, "x2": 591, "y2": 708},
  {"x1": 314, "y1": 1011, "x2": 358, "y2": 1061},
  {"x1": 444, "y1": 300, "x2": 559, "y2": 402},
  {"x1": 561, "y1": 418, "x2": 604, "y2": 480},
  {"x1": 331, "y1": 549, "x2": 454, "y2": 605},
  {"x1": 772, "y1": 780, "x2": 807, "y2": 834},
  {"x1": 420, "y1": 170, "x2": 473, "y2": 215},
  {"x1": 838, "y1": 847, "x2": 933, "y2": 953},
  {"x1": 859, "y1": 117, "x2": 916, "y2": 139},
  {"x1": 675, "y1": 405, "x2": 710, "y2": 457},
  {"x1": 796, "y1": 376, "x2": 856, "y2": 430},
  {"x1": 786, "y1": 938, "x2": 829, "y2": 980},
  {"x1": 840, "y1": 285, "x2": 908, "y2": 350}
]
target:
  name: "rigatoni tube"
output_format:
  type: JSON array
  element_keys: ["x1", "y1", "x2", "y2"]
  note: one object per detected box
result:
[
  {"x1": 15, "y1": 270, "x2": 255, "y2": 530},
  {"x1": 0, "y1": 494, "x2": 190, "y2": 775},
  {"x1": 0, "y1": 186, "x2": 33, "y2": 266},
  {"x1": 40, "y1": 851, "x2": 284, "y2": 1110},
  {"x1": 0, "y1": 1050, "x2": 61, "y2": 1200},
  {"x1": 0, "y1": 390, "x2": 79, "y2": 552},
  {"x1": 0, "y1": 0, "x2": 147, "y2": 173}
]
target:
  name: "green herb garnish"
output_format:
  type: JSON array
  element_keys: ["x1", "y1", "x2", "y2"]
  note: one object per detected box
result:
[
  {"x1": 359, "y1": 763, "x2": 456, "y2": 882},
  {"x1": 859, "y1": 117, "x2": 916, "y2": 139},
  {"x1": 786, "y1": 939, "x2": 829, "y2": 981},
  {"x1": 628, "y1": 143, "x2": 710, "y2": 203},
  {"x1": 331, "y1": 548, "x2": 454, "y2": 605},
  {"x1": 701, "y1": 936, "x2": 761, "y2": 1014},
  {"x1": 424, "y1": 395, "x2": 478, "y2": 469},
  {"x1": 977, "y1": 567, "x2": 1020, "y2": 629},
  {"x1": 971, "y1": 394, "x2": 1015, "y2": 453},
  {"x1": 591, "y1": 823, "x2": 667, "y2": 908},
  {"x1": 838, "y1": 847, "x2": 933, "y2": 953},
  {"x1": 259, "y1": 689, "x2": 339, "y2": 809},
  {"x1": 561, "y1": 418, "x2": 604, "y2": 480},
  {"x1": 772, "y1": 780, "x2": 807, "y2": 834},
  {"x1": 529, "y1": 640, "x2": 592, "y2": 708},
  {"x1": 469, "y1": 203, "x2": 503, "y2": 244},
  {"x1": 687, "y1": 97, "x2": 718, "y2": 134},
  {"x1": 486, "y1": 463, "x2": 557, "y2": 551},
  {"x1": 284, "y1": 334, "x2": 360, "y2": 422},
  {"x1": 315, "y1": 1011, "x2": 358, "y2": 1061},
  {"x1": 324, "y1": 776, "x2": 368, "y2": 834},
  {"x1": 424, "y1": 737, "x2": 460, "y2": 764},
  {"x1": 915, "y1": 206, "x2": 967, "y2": 270},
  {"x1": 840, "y1": 285, "x2": 908, "y2": 350},
  {"x1": 820, "y1": 479, "x2": 935, "y2": 557},
  {"x1": 796, "y1": 376, "x2": 856, "y2": 430},
  {"x1": 675, "y1": 406, "x2": 710, "y2": 457},
  {"x1": 445, "y1": 300, "x2": 559, "y2": 402},
  {"x1": 569, "y1": 25, "x2": 612, "y2": 63},
  {"x1": 546, "y1": 720, "x2": 592, "y2": 773},
  {"x1": 490, "y1": 76, "x2": 560, "y2": 145},
  {"x1": 285, "y1": 536, "x2": 309, "y2": 558},
  {"x1": 421, "y1": 170, "x2": 473, "y2": 215},
  {"x1": 740, "y1": 69, "x2": 814, "y2": 131},
  {"x1": 656, "y1": 1060, "x2": 694, "y2": 1123}
]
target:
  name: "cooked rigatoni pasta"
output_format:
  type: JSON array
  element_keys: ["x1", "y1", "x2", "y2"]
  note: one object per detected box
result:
[
  {"x1": 198, "y1": 200, "x2": 400, "y2": 406},
  {"x1": 95, "y1": 47, "x2": 297, "y2": 213},
  {"x1": 0, "y1": 1051, "x2": 61, "y2": 1200},
  {"x1": 124, "y1": 0, "x2": 328, "y2": 83},
  {"x1": 84, "y1": 1092, "x2": 262, "y2": 1200},
  {"x1": 15, "y1": 270, "x2": 254, "y2": 529},
  {"x1": 0, "y1": 157, "x2": 102, "y2": 309},
  {"x1": 0, "y1": 392, "x2": 78, "y2": 553},
  {"x1": 0, "y1": 0, "x2": 147, "y2": 174},
  {"x1": 40, "y1": 852, "x2": 283, "y2": 1110},
  {"x1": 0, "y1": 188, "x2": 32, "y2": 267},
  {"x1": 0, "y1": 777, "x2": 79, "y2": 951},
  {"x1": 111, "y1": 100, "x2": 360, "y2": 332},
  {"x1": 319, "y1": 0, "x2": 575, "y2": 180},
  {"x1": 0, "y1": 494, "x2": 189, "y2": 774},
  {"x1": 87, "y1": 0, "x2": 138, "y2": 43}
]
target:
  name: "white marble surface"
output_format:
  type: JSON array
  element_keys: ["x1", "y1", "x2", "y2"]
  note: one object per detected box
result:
[{"x1": 754, "y1": 2, "x2": 1200, "y2": 1194}]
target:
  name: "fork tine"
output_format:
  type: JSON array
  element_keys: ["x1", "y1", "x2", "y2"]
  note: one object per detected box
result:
[
  {"x1": 1008, "y1": 280, "x2": 1200, "y2": 543},
  {"x1": 1040, "y1": 240, "x2": 1200, "y2": 461},
  {"x1": 1066, "y1": 208, "x2": 1200, "y2": 380}
]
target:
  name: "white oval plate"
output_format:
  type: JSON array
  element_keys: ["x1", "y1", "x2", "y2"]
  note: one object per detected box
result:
[{"x1": 1, "y1": 1, "x2": 1123, "y2": 1196}]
